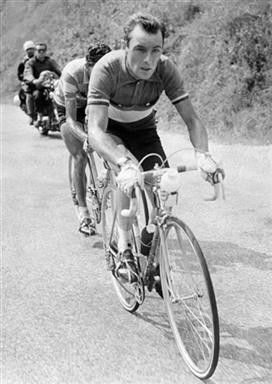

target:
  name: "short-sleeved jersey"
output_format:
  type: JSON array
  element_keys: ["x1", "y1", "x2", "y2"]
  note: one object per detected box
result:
[
  {"x1": 87, "y1": 49, "x2": 189, "y2": 122},
  {"x1": 53, "y1": 58, "x2": 89, "y2": 109}
]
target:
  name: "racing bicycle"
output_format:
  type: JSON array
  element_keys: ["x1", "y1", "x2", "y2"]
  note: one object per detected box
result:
[
  {"x1": 101, "y1": 153, "x2": 224, "y2": 380},
  {"x1": 68, "y1": 148, "x2": 223, "y2": 379}
]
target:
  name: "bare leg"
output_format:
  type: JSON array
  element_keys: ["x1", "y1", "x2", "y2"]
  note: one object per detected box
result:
[
  {"x1": 61, "y1": 121, "x2": 96, "y2": 235},
  {"x1": 113, "y1": 145, "x2": 140, "y2": 252},
  {"x1": 61, "y1": 122, "x2": 88, "y2": 208},
  {"x1": 73, "y1": 150, "x2": 88, "y2": 208}
]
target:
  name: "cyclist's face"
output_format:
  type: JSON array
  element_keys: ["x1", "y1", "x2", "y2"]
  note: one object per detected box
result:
[
  {"x1": 36, "y1": 45, "x2": 47, "y2": 61},
  {"x1": 26, "y1": 48, "x2": 35, "y2": 58},
  {"x1": 126, "y1": 24, "x2": 163, "y2": 80}
]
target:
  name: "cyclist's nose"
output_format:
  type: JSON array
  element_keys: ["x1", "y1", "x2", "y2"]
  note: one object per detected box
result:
[{"x1": 143, "y1": 51, "x2": 153, "y2": 65}]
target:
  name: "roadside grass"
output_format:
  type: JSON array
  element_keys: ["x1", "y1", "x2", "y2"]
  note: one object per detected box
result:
[{"x1": 1, "y1": 0, "x2": 271, "y2": 144}]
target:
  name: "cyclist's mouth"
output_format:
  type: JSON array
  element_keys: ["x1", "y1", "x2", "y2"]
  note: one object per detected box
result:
[{"x1": 141, "y1": 67, "x2": 152, "y2": 72}]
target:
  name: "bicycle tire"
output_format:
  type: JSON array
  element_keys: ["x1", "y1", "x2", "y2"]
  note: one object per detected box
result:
[
  {"x1": 86, "y1": 153, "x2": 102, "y2": 224},
  {"x1": 101, "y1": 185, "x2": 148, "y2": 313},
  {"x1": 159, "y1": 216, "x2": 219, "y2": 379}
]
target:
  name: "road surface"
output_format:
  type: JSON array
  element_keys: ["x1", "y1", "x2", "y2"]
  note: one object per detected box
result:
[{"x1": 2, "y1": 104, "x2": 272, "y2": 384}]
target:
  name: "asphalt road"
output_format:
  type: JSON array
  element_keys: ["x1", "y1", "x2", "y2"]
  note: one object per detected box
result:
[{"x1": 2, "y1": 104, "x2": 272, "y2": 384}]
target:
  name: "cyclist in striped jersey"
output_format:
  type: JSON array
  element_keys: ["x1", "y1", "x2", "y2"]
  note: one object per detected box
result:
[
  {"x1": 54, "y1": 42, "x2": 111, "y2": 236},
  {"x1": 87, "y1": 13, "x2": 225, "y2": 280}
]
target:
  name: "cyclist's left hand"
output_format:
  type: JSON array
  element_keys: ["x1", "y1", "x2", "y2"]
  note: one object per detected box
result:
[
  {"x1": 116, "y1": 160, "x2": 143, "y2": 195},
  {"x1": 197, "y1": 153, "x2": 225, "y2": 185}
]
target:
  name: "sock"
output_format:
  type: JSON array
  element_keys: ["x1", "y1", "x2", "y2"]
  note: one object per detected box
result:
[
  {"x1": 78, "y1": 206, "x2": 90, "y2": 220},
  {"x1": 117, "y1": 226, "x2": 131, "y2": 253}
]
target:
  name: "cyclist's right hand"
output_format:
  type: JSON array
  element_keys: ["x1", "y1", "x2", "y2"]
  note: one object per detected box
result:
[{"x1": 116, "y1": 158, "x2": 142, "y2": 195}]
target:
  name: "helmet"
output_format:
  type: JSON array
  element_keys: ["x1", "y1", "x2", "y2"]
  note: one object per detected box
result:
[
  {"x1": 23, "y1": 40, "x2": 35, "y2": 51},
  {"x1": 86, "y1": 42, "x2": 111, "y2": 64}
]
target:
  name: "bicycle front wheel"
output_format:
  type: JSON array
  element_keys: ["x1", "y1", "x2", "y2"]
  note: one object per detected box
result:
[{"x1": 160, "y1": 216, "x2": 219, "y2": 379}]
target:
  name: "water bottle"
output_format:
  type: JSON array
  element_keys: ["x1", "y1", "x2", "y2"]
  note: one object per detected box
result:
[
  {"x1": 140, "y1": 224, "x2": 155, "y2": 257},
  {"x1": 160, "y1": 169, "x2": 181, "y2": 193}
]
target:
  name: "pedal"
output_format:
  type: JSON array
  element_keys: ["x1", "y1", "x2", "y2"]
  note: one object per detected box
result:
[
  {"x1": 133, "y1": 282, "x2": 145, "y2": 304},
  {"x1": 115, "y1": 263, "x2": 139, "y2": 284}
]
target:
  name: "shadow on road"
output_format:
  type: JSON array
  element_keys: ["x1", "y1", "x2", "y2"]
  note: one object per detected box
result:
[
  {"x1": 201, "y1": 241, "x2": 271, "y2": 273},
  {"x1": 134, "y1": 299, "x2": 174, "y2": 340},
  {"x1": 220, "y1": 322, "x2": 272, "y2": 370}
]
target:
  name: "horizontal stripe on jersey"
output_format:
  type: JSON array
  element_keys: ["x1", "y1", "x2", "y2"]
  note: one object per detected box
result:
[{"x1": 108, "y1": 104, "x2": 153, "y2": 122}]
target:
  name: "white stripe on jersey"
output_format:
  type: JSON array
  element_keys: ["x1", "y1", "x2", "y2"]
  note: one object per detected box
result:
[{"x1": 108, "y1": 104, "x2": 152, "y2": 122}]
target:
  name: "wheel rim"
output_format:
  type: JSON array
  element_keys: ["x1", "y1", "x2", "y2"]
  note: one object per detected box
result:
[{"x1": 161, "y1": 220, "x2": 219, "y2": 378}]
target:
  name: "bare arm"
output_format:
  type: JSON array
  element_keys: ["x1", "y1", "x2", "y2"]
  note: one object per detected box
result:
[
  {"x1": 87, "y1": 105, "x2": 126, "y2": 165},
  {"x1": 65, "y1": 98, "x2": 87, "y2": 142},
  {"x1": 175, "y1": 98, "x2": 209, "y2": 152}
]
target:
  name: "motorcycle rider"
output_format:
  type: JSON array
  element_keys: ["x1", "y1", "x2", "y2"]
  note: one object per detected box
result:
[
  {"x1": 24, "y1": 42, "x2": 61, "y2": 128},
  {"x1": 53, "y1": 42, "x2": 111, "y2": 236},
  {"x1": 17, "y1": 40, "x2": 36, "y2": 121}
]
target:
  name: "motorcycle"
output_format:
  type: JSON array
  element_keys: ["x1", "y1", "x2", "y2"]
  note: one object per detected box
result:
[
  {"x1": 13, "y1": 85, "x2": 28, "y2": 115},
  {"x1": 35, "y1": 71, "x2": 60, "y2": 136}
]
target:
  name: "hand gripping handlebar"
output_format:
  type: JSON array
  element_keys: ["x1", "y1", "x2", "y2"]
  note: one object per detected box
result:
[{"x1": 121, "y1": 165, "x2": 225, "y2": 218}]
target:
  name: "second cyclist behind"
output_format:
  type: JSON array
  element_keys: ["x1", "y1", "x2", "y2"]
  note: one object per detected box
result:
[{"x1": 53, "y1": 42, "x2": 112, "y2": 236}]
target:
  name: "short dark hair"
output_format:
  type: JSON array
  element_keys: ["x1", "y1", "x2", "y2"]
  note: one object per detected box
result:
[
  {"x1": 85, "y1": 42, "x2": 111, "y2": 64},
  {"x1": 36, "y1": 42, "x2": 47, "y2": 51},
  {"x1": 123, "y1": 12, "x2": 166, "y2": 46}
]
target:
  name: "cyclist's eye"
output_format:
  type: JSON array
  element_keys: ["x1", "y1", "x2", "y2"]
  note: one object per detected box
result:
[
  {"x1": 153, "y1": 48, "x2": 161, "y2": 54},
  {"x1": 135, "y1": 47, "x2": 146, "y2": 52}
]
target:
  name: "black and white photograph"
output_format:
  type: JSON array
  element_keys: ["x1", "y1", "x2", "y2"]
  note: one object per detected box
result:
[{"x1": 1, "y1": 1, "x2": 271, "y2": 383}]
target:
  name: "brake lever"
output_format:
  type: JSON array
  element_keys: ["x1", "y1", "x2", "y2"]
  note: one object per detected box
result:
[{"x1": 204, "y1": 173, "x2": 226, "y2": 201}]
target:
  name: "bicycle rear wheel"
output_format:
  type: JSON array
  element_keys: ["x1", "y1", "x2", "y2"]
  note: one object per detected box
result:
[
  {"x1": 101, "y1": 185, "x2": 148, "y2": 312},
  {"x1": 159, "y1": 216, "x2": 219, "y2": 379},
  {"x1": 86, "y1": 153, "x2": 102, "y2": 224}
]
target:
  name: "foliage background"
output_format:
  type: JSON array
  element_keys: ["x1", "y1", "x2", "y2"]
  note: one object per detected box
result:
[{"x1": 1, "y1": 0, "x2": 271, "y2": 143}]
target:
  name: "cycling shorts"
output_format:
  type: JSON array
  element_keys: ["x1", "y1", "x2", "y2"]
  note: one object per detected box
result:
[
  {"x1": 56, "y1": 103, "x2": 86, "y2": 128},
  {"x1": 107, "y1": 111, "x2": 168, "y2": 171},
  {"x1": 56, "y1": 103, "x2": 87, "y2": 143}
]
